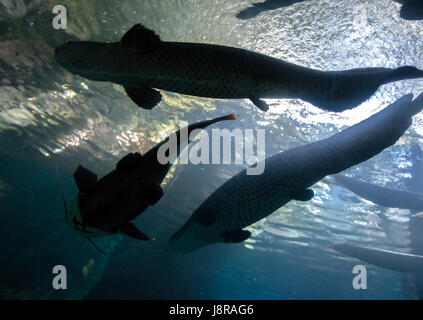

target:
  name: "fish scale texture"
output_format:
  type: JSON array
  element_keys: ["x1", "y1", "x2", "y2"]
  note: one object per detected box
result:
[{"x1": 177, "y1": 96, "x2": 421, "y2": 237}]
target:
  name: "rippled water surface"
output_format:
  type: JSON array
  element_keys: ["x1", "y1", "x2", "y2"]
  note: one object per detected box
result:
[{"x1": 1, "y1": 0, "x2": 423, "y2": 299}]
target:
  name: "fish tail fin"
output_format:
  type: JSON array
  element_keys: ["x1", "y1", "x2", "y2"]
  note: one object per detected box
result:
[
  {"x1": 191, "y1": 113, "x2": 238, "y2": 129},
  {"x1": 182, "y1": 113, "x2": 238, "y2": 147},
  {"x1": 143, "y1": 113, "x2": 238, "y2": 183},
  {"x1": 154, "y1": 113, "x2": 238, "y2": 153},
  {"x1": 384, "y1": 66, "x2": 423, "y2": 84},
  {"x1": 212, "y1": 113, "x2": 238, "y2": 122},
  {"x1": 409, "y1": 91, "x2": 423, "y2": 117},
  {"x1": 381, "y1": 92, "x2": 423, "y2": 118}
]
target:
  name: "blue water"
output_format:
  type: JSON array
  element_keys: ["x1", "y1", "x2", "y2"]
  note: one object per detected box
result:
[{"x1": 0, "y1": 0, "x2": 422, "y2": 299}]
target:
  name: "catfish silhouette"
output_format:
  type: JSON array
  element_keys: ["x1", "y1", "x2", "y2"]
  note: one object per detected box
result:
[
  {"x1": 169, "y1": 93, "x2": 423, "y2": 252},
  {"x1": 65, "y1": 114, "x2": 237, "y2": 241},
  {"x1": 55, "y1": 24, "x2": 423, "y2": 113}
]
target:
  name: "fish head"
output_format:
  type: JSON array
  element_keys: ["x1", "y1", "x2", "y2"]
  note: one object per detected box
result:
[
  {"x1": 55, "y1": 41, "x2": 110, "y2": 77},
  {"x1": 168, "y1": 210, "x2": 222, "y2": 253}
]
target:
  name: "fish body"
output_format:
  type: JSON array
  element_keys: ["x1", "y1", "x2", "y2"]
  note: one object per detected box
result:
[
  {"x1": 66, "y1": 114, "x2": 237, "y2": 240},
  {"x1": 55, "y1": 24, "x2": 423, "y2": 112},
  {"x1": 169, "y1": 93, "x2": 423, "y2": 252},
  {"x1": 332, "y1": 243, "x2": 423, "y2": 273},
  {"x1": 333, "y1": 174, "x2": 423, "y2": 211},
  {"x1": 236, "y1": 0, "x2": 308, "y2": 19}
]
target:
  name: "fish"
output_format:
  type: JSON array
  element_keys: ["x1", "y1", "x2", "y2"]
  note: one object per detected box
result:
[
  {"x1": 405, "y1": 212, "x2": 423, "y2": 298},
  {"x1": 236, "y1": 0, "x2": 308, "y2": 20},
  {"x1": 394, "y1": 0, "x2": 423, "y2": 20},
  {"x1": 333, "y1": 174, "x2": 423, "y2": 211},
  {"x1": 55, "y1": 24, "x2": 423, "y2": 113},
  {"x1": 333, "y1": 170, "x2": 423, "y2": 298},
  {"x1": 332, "y1": 243, "x2": 423, "y2": 273},
  {"x1": 169, "y1": 93, "x2": 423, "y2": 252},
  {"x1": 65, "y1": 113, "x2": 237, "y2": 241}
]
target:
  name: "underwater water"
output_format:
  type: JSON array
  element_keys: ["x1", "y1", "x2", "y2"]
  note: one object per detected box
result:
[{"x1": 1, "y1": 0, "x2": 423, "y2": 300}]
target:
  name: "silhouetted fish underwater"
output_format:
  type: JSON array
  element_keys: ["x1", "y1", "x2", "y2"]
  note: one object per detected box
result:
[
  {"x1": 169, "y1": 93, "x2": 423, "y2": 252},
  {"x1": 236, "y1": 0, "x2": 308, "y2": 20},
  {"x1": 54, "y1": 24, "x2": 423, "y2": 113},
  {"x1": 333, "y1": 174, "x2": 423, "y2": 211},
  {"x1": 332, "y1": 243, "x2": 423, "y2": 273},
  {"x1": 65, "y1": 114, "x2": 237, "y2": 242},
  {"x1": 394, "y1": 0, "x2": 423, "y2": 20}
]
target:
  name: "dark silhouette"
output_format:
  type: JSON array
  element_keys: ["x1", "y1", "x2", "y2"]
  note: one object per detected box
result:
[
  {"x1": 236, "y1": 0, "x2": 308, "y2": 19},
  {"x1": 55, "y1": 24, "x2": 423, "y2": 113},
  {"x1": 332, "y1": 244, "x2": 423, "y2": 272},
  {"x1": 65, "y1": 114, "x2": 237, "y2": 241},
  {"x1": 333, "y1": 174, "x2": 423, "y2": 211},
  {"x1": 169, "y1": 93, "x2": 423, "y2": 252},
  {"x1": 333, "y1": 144, "x2": 423, "y2": 299},
  {"x1": 394, "y1": 0, "x2": 423, "y2": 20}
]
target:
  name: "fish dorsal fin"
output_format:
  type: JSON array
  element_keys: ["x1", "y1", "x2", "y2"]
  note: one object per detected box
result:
[
  {"x1": 119, "y1": 223, "x2": 155, "y2": 241},
  {"x1": 120, "y1": 24, "x2": 162, "y2": 52},
  {"x1": 116, "y1": 152, "x2": 143, "y2": 174},
  {"x1": 73, "y1": 165, "x2": 97, "y2": 194},
  {"x1": 222, "y1": 229, "x2": 251, "y2": 243}
]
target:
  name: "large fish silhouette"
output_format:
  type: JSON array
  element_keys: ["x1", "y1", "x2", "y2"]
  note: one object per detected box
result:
[
  {"x1": 55, "y1": 24, "x2": 423, "y2": 112},
  {"x1": 65, "y1": 114, "x2": 237, "y2": 241},
  {"x1": 169, "y1": 93, "x2": 423, "y2": 252}
]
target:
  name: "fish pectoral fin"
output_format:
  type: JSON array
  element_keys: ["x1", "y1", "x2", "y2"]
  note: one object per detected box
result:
[
  {"x1": 73, "y1": 165, "x2": 98, "y2": 194},
  {"x1": 290, "y1": 188, "x2": 314, "y2": 201},
  {"x1": 124, "y1": 86, "x2": 162, "y2": 109},
  {"x1": 143, "y1": 184, "x2": 164, "y2": 205},
  {"x1": 120, "y1": 24, "x2": 162, "y2": 52},
  {"x1": 222, "y1": 229, "x2": 251, "y2": 243},
  {"x1": 116, "y1": 152, "x2": 143, "y2": 174},
  {"x1": 119, "y1": 223, "x2": 155, "y2": 241},
  {"x1": 249, "y1": 96, "x2": 269, "y2": 112}
]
